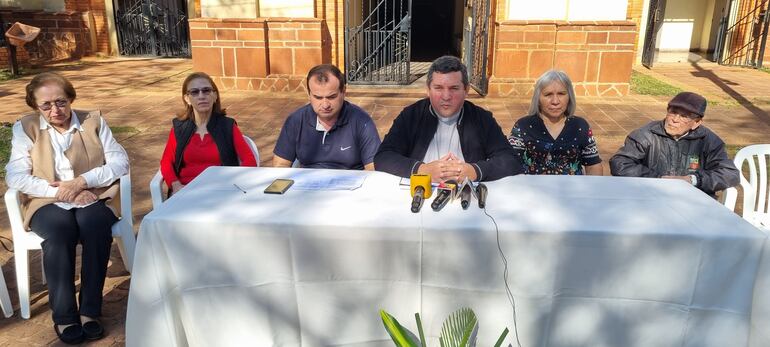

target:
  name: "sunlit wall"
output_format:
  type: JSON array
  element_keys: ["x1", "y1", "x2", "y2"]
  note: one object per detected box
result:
[
  {"x1": 201, "y1": 0, "x2": 314, "y2": 18},
  {"x1": 506, "y1": 0, "x2": 628, "y2": 21}
]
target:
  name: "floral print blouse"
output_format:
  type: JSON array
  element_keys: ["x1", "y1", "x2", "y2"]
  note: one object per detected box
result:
[{"x1": 508, "y1": 114, "x2": 601, "y2": 175}]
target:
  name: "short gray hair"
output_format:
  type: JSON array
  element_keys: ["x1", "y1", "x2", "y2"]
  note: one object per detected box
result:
[{"x1": 529, "y1": 70, "x2": 576, "y2": 117}]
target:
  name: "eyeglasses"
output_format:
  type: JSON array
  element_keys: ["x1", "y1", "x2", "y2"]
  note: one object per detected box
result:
[
  {"x1": 666, "y1": 110, "x2": 700, "y2": 121},
  {"x1": 37, "y1": 99, "x2": 69, "y2": 111},
  {"x1": 186, "y1": 87, "x2": 215, "y2": 96}
]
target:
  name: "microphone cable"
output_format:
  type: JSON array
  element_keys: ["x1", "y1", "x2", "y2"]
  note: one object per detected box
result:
[{"x1": 483, "y1": 207, "x2": 523, "y2": 347}]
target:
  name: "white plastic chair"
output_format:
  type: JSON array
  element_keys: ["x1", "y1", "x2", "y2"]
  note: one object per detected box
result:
[
  {"x1": 0, "y1": 265, "x2": 12, "y2": 318},
  {"x1": 150, "y1": 135, "x2": 260, "y2": 210},
  {"x1": 4, "y1": 173, "x2": 136, "y2": 319},
  {"x1": 723, "y1": 144, "x2": 770, "y2": 232}
]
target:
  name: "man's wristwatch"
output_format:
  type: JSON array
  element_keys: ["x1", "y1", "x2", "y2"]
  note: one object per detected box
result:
[{"x1": 689, "y1": 174, "x2": 698, "y2": 186}]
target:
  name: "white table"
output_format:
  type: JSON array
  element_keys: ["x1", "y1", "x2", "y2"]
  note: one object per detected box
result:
[{"x1": 126, "y1": 167, "x2": 770, "y2": 347}]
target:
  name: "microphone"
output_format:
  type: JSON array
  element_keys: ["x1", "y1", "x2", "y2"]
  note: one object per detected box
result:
[
  {"x1": 410, "y1": 174, "x2": 432, "y2": 213},
  {"x1": 476, "y1": 183, "x2": 488, "y2": 209},
  {"x1": 460, "y1": 182, "x2": 472, "y2": 210},
  {"x1": 431, "y1": 180, "x2": 457, "y2": 212}
]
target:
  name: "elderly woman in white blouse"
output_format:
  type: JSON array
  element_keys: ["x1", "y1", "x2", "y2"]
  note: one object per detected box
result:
[{"x1": 5, "y1": 72, "x2": 129, "y2": 344}]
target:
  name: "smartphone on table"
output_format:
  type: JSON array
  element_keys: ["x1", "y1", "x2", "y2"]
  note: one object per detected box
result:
[{"x1": 264, "y1": 179, "x2": 294, "y2": 194}]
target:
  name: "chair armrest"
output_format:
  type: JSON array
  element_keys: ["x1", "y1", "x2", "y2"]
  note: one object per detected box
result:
[
  {"x1": 4, "y1": 188, "x2": 27, "y2": 238},
  {"x1": 119, "y1": 173, "x2": 133, "y2": 229},
  {"x1": 243, "y1": 135, "x2": 260, "y2": 165},
  {"x1": 150, "y1": 170, "x2": 164, "y2": 210},
  {"x1": 722, "y1": 187, "x2": 737, "y2": 212},
  {"x1": 738, "y1": 176, "x2": 757, "y2": 221}
]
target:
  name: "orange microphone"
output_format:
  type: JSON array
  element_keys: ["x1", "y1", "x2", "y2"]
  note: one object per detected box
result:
[{"x1": 410, "y1": 174, "x2": 432, "y2": 213}]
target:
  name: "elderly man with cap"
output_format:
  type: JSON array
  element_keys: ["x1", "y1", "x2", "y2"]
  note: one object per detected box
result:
[{"x1": 609, "y1": 91, "x2": 739, "y2": 197}]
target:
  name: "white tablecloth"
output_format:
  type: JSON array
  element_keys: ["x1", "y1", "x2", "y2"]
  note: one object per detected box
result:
[{"x1": 126, "y1": 167, "x2": 770, "y2": 347}]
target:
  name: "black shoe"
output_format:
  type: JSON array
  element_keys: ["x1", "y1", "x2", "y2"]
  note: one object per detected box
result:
[
  {"x1": 82, "y1": 319, "x2": 104, "y2": 340},
  {"x1": 54, "y1": 324, "x2": 84, "y2": 345}
]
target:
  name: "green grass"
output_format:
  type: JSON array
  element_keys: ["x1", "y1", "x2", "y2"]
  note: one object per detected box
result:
[
  {"x1": 630, "y1": 71, "x2": 683, "y2": 96},
  {"x1": 111, "y1": 126, "x2": 139, "y2": 134},
  {"x1": 759, "y1": 67, "x2": 770, "y2": 75},
  {"x1": 0, "y1": 124, "x2": 12, "y2": 179},
  {"x1": 0, "y1": 68, "x2": 41, "y2": 82},
  {"x1": 726, "y1": 144, "x2": 741, "y2": 158}
]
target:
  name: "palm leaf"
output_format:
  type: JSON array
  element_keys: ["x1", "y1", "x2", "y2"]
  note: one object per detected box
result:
[
  {"x1": 493, "y1": 327, "x2": 509, "y2": 347},
  {"x1": 415, "y1": 313, "x2": 427, "y2": 347},
  {"x1": 380, "y1": 309, "x2": 419, "y2": 347},
  {"x1": 439, "y1": 307, "x2": 478, "y2": 347}
]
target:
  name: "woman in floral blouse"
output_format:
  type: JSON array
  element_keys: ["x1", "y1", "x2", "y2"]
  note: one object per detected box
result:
[{"x1": 508, "y1": 70, "x2": 603, "y2": 175}]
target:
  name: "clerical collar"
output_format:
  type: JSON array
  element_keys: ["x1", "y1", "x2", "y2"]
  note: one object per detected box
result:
[{"x1": 429, "y1": 105, "x2": 462, "y2": 124}]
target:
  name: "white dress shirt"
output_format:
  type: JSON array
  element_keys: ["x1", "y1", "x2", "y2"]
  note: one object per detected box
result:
[{"x1": 5, "y1": 111, "x2": 130, "y2": 209}]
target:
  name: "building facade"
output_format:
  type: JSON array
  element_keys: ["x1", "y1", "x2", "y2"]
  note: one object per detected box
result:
[
  {"x1": 635, "y1": 0, "x2": 770, "y2": 68},
  {"x1": 190, "y1": 0, "x2": 641, "y2": 96},
  {"x1": 2, "y1": 0, "x2": 767, "y2": 95}
]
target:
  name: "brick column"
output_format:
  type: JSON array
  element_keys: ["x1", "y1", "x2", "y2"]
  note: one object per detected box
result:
[
  {"x1": 626, "y1": 0, "x2": 645, "y2": 56},
  {"x1": 190, "y1": 17, "x2": 323, "y2": 91},
  {"x1": 315, "y1": 0, "x2": 343, "y2": 69},
  {"x1": 489, "y1": 20, "x2": 637, "y2": 97},
  {"x1": 63, "y1": 0, "x2": 110, "y2": 55}
]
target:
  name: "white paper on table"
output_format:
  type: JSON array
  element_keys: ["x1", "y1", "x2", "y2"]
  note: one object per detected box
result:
[{"x1": 291, "y1": 171, "x2": 367, "y2": 190}]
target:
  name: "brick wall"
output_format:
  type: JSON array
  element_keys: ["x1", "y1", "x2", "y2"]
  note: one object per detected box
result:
[
  {"x1": 0, "y1": 9, "x2": 91, "y2": 67},
  {"x1": 189, "y1": 17, "x2": 324, "y2": 91},
  {"x1": 626, "y1": 0, "x2": 645, "y2": 56},
  {"x1": 62, "y1": 0, "x2": 110, "y2": 54},
  {"x1": 315, "y1": 0, "x2": 343, "y2": 68},
  {"x1": 489, "y1": 20, "x2": 637, "y2": 97}
]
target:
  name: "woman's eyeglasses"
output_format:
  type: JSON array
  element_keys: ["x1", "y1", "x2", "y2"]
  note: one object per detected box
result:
[
  {"x1": 37, "y1": 99, "x2": 69, "y2": 111},
  {"x1": 186, "y1": 87, "x2": 215, "y2": 96}
]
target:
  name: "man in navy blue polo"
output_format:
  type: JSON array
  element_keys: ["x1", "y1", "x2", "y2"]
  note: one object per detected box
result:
[{"x1": 273, "y1": 64, "x2": 381, "y2": 170}]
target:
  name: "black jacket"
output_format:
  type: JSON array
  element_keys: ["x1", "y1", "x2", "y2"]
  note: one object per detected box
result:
[
  {"x1": 172, "y1": 113, "x2": 239, "y2": 177},
  {"x1": 374, "y1": 98, "x2": 521, "y2": 181},
  {"x1": 609, "y1": 120, "x2": 739, "y2": 197}
]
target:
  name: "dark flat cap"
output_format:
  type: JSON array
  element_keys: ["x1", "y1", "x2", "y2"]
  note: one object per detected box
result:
[{"x1": 668, "y1": 92, "x2": 707, "y2": 117}]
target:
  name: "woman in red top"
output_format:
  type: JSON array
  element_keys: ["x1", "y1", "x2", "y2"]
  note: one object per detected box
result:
[{"x1": 160, "y1": 72, "x2": 257, "y2": 194}]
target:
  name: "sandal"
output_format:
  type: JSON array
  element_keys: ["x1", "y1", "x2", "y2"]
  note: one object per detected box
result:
[
  {"x1": 54, "y1": 323, "x2": 84, "y2": 345},
  {"x1": 82, "y1": 319, "x2": 105, "y2": 340}
]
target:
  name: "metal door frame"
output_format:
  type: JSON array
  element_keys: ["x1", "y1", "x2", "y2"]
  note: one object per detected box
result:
[
  {"x1": 463, "y1": 0, "x2": 492, "y2": 95},
  {"x1": 113, "y1": 0, "x2": 191, "y2": 57},
  {"x1": 717, "y1": 0, "x2": 770, "y2": 68},
  {"x1": 641, "y1": 0, "x2": 667, "y2": 68},
  {"x1": 344, "y1": 0, "x2": 413, "y2": 84}
]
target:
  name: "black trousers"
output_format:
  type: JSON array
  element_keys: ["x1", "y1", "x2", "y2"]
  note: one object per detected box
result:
[{"x1": 29, "y1": 201, "x2": 117, "y2": 325}]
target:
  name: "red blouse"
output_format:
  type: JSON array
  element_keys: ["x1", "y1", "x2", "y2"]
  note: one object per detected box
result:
[{"x1": 160, "y1": 123, "x2": 258, "y2": 187}]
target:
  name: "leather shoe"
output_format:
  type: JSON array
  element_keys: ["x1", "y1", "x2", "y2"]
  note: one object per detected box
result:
[
  {"x1": 54, "y1": 324, "x2": 84, "y2": 345},
  {"x1": 82, "y1": 319, "x2": 104, "y2": 340}
]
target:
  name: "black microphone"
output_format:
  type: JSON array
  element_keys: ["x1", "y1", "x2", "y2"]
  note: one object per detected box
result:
[
  {"x1": 476, "y1": 183, "x2": 488, "y2": 209},
  {"x1": 460, "y1": 183, "x2": 472, "y2": 210},
  {"x1": 431, "y1": 180, "x2": 457, "y2": 212},
  {"x1": 411, "y1": 186, "x2": 425, "y2": 213},
  {"x1": 410, "y1": 174, "x2": 432, "y2": 213}
]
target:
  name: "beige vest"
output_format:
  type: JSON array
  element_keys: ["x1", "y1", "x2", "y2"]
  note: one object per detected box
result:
[{"x1": 19, "y1": 110, "x2": 121, "y2": 229}]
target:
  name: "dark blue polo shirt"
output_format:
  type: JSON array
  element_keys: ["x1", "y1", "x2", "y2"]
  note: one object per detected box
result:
[{"x1": 274, "y1": 101, "x2": 381, "y2": 169}]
